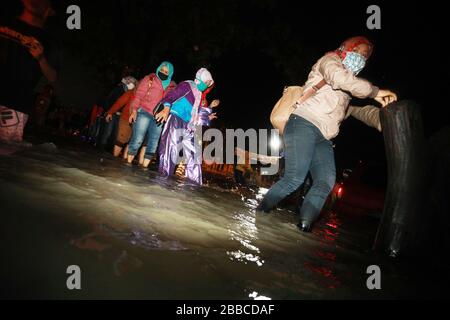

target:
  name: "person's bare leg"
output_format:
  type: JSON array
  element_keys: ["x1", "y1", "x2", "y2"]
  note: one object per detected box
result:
[
  {"x1": 143, "y1": 158, "x2": 151, "y2": 168},
  {"x1": 122, "y1": 144, "x2": 129, "y2": 160},
  {"x1": 113, "y1": 145, "x2": 122, "y2": 157},
  {"x1": 138, "y1": 146, "x2": 147, "y2": 165},
  {"x1": 127, "y1": 154, "x2": 135, "y2": 164}
]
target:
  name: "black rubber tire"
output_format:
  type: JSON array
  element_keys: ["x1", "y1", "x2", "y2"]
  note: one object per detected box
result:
[{"x1": 373, "y1": 100, "x2": 428, "y2": 257}]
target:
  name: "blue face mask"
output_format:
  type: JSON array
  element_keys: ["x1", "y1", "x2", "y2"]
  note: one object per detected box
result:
[
  {"x1": 342, "y1": 52, "x2": 366, "y2": 75},
  {"x1": 196, "y1": 79, "x2": 208, "y2": 92}
]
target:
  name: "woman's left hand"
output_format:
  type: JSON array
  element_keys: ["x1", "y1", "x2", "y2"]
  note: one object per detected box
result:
[
  {"x1": 375, "y1": 89, "x2": 398, "y2": 107},
  {"x1": 155, "y1": 106, "x2": 170, "y2": 123}
]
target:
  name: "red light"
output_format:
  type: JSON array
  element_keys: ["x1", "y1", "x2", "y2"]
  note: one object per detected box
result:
[{"x1": 337, "y1": 187, "x2": 343, "y2": 195}]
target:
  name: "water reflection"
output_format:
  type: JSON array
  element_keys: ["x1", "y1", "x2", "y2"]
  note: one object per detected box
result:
[
  {"x1": 249, "y1": 291, "x2": 272, "y2": 300},
  {"x1": 314, "y1": 211, "x2": 341, "y2": 244},
  {"x1": 306, "y1": 211, "x2": 342, "y2": 289},
  {"x1": 227, "y1": 197, "x2": 264, "y2": 267},
  {"x1": 0, "y1": 143, "x2": 425, "y2": 299}
]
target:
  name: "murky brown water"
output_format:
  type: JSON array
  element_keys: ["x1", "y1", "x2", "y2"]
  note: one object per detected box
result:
[{"x1": 0, "y1": 141, "x2": 448, "y2": 299}]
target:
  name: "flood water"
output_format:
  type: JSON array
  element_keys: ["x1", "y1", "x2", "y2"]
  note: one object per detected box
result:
[{"x1": 0, "y1": 140, "x2": 448, "y2": 299}]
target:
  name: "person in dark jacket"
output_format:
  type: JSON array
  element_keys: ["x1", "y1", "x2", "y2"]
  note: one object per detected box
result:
[
  {"x1": 97, "y1": 76, "x2": 137, "y2": 150},
  {"x1": 0, "y1": 0, "x2": 58, "y2": 143}
]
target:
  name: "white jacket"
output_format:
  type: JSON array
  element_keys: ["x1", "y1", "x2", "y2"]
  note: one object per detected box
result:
[{"x1": 293, "y1": 53, "x2": 379, "y2": 139}]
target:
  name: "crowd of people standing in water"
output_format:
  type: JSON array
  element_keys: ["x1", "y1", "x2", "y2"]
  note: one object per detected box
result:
[
  {"x1": 86, "y1": 63, "x2": 220, "y2": 186},
  {"x1": 84, "y1": 35, "x2": 398, "y2": 233},
  {"x1": 0, "y1": 0, "x2": 398, "y2": 235}
]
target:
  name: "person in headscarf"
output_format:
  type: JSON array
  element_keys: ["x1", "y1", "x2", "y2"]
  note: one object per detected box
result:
[
  {"x1": 155, "y1": 67, "x2": 216, "y2": 184},
  {"x1": 105, "y1": 80, "x2": 140, "y2": 159},
  {"x1": 97, "y1": 76, "x2": 137, "y2": 150},
  {"x1": 257, "y1": 36, "x2": 397, "y2": 232},
  {"x1": 127, "y1": 61, "x2": 176, "y2": 168}
]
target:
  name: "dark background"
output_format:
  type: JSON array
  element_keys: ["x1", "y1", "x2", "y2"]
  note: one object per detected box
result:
[{"x1": 2, "y1": 0, "x2": 448, "y2": 169}]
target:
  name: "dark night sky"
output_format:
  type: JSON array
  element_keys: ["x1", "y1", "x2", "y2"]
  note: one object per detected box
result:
[{"x1": 2, "y1": 0, "x2": 449, "y2": 168}]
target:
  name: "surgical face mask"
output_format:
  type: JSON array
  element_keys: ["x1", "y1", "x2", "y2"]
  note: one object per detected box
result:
[
  {"x1": 158, "y1": 71, "x2": 169, "y2": 81},
  {"x1": 126, "y1": 83, "x2": 135, "y2": 90},
  {"x1": 196, "y1": 79, "x2": 208, "y2": 92},
  {"x1": 342, "y1": 51, "x2": 366, "y2": 75}
]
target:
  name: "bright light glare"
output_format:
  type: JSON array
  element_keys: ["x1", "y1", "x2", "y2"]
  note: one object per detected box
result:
[
  {"x1": 258, "y1": 187, "x2": 269, "y2": 195},
  {"x1": 270, "y1": 135, "x2": 282, "y2": 152},
  {"x1": 249, "y1": 291, "x2": 272, "y2": 300}
]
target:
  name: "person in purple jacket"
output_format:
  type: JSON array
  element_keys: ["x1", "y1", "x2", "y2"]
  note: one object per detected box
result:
[{"x1": 155, "y1": 68, "x2": 215, "y2": 185}]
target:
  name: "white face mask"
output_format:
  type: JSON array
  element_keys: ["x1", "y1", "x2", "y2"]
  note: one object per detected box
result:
[{"x1": 126, "y1": 83, "x2": 135, "y2": 90}]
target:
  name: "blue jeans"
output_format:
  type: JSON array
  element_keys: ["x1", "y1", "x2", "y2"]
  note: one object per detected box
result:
[
  {"x1": 259, "y1": 115, "x2": 336, "y2": 223},
  {"x1": 128, "y1": 108, "x2": 163, "y2": 159}
]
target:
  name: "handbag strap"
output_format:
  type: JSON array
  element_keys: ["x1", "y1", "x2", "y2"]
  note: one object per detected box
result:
[{"x1": 294, "y1": 79, "x2": 326, "y2": 108}]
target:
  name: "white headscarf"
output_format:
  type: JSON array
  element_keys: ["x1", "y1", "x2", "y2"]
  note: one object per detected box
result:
[
  {"x1": 195, "y1": 68, "x2": 214, "y2": 86},
  {"x1": 121, "y1": 76, "x2": 138, "y2": 90}
]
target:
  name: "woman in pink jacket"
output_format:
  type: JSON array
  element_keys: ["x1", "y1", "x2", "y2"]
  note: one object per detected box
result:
[
  {"x1": 126, "y1": 62, "x2": 176, "y2": 168},
  {"x1": 257, "y1": 36, "x2": 397, "y2": 233}
]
